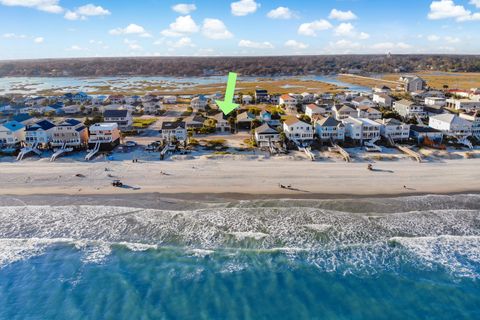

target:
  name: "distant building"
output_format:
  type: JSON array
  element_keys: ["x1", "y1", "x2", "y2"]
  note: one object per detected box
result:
[
  {"x1": 398, "y1": 75, "x2": 426, "y2": 92},
  {"x1": 373, "y1": 93, "x2": 393, "y2": 107},
  {"x1": 445, "y1": 98, "x2": 480, "y2": 112},
  {"x1": 255, "y1": 89, "x2": 268, "y2": 103},
  {"x1": 279, "y1": 94, "x2": 298, "y2": 114},
  {"x1": 425, "y1": 97, "x2": 446, "y2": 107}
]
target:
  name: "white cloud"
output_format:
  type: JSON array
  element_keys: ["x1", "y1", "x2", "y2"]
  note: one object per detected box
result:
[
  {"x1": 298, "y1": 19, "x2": 332, "y2": 36},
  {"x1": 284, "y1": 39, "x2": 309, "y2": 49},
  {"x1": 267, "y1": 7, "x2": 296, "y2": 19},
  {"x1": 2, "y1": 33, "x2": 27, "y2": 39},
  {"x1": 333, "y1": 39, "x2": 360, "y2": 49},
  {"x1": 66, "y1": 45, "x2": 85, "y2": 51},
  {"x1": 172, "y1": 3, "x2": 196, "y2": 14},
  {"x1": 428, "y1": 0, "x2": 480, "y2": 21},
  {"x1": 65, "y1": 4, "x2": 110, "y2": 20},
  {"x1": 0, "y1": 0, "x2": 63, "y2": 13},
  {"x1": 238, "y1": 40, "x2": 274, "y2": 49},
  {"x1": 33, "y1": 37, "x2": 44, "y2": 43},
  {"x1": 231, "y1": 0, "x2": 260, "y2": 16},
  {"x1": 161, "y1": 15, "x2": 199, "y2": 37},
  {"x1": 427, "y1": 34, "x2": 441, "y2": 41},
  {"x1": 202, "y1": 18, "x2": 233, "y2": 39},
  {"x1": 334, "y1": 23, "x2": 355, "y2": 36},
  {"x1": 168, "y1": 37, "x2": 195, "y2": 48},
  {"x1": 329, "y1": 9, "x2": 357, "y2": 21},
  {"x1": 371, "y1": 42, "x2": 412, "y2": 50},
  {"x1": 109, "y1": 24, "x2": 151, "y2": 37},
  {"x1": 358, "y1": 32, "x2": 370, "y2": 40},
  {"x1": 445, "y1": 36, "x2": 460, "y2": 43},
  {"x1": 471, "y1": 0, "x2": 480, "y2": 8},
  {"x1": 124, "y1": 39, "x2": 143, "y2": 51}
]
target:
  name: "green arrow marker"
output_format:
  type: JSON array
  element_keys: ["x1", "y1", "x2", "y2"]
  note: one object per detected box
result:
[{"x1": 216, "y1": 72, "x2": 239, "y2": 115}]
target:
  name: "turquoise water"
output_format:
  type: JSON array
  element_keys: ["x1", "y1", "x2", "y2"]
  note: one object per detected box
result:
[{"x1": 1, "y1": 195, "x2": 480, "y2": 319}]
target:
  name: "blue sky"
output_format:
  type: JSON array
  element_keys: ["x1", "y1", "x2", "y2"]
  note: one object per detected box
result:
[{"x1": 0, "y1": 0, "x2": 479, "y2": 59}]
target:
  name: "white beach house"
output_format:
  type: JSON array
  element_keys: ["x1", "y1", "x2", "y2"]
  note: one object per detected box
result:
[
  {"x1": 88, "y1": 122, "x2": 121, "y2": 151},
  {"x1": 428, "y1": 114, "x2": 472, "y2": 137},
  {"x1": 333, "y1": 105, "x2": 357, "y2": 120},
  {"x1": 279, "y1": 94, "x2": 298, "y2": 114},
  {"x1": 103, "y1": 109, "x2": 133, "y2": 130},
  {"x1": 376, "y1": 118, "x2": 410, "y2": 141},
  {"x1": 342, "y1": 117, "x2": 381, "y2": 143},
  {"x1": 283, "y1": 117, "x2": 313, "y2": 143},
  {"x1": 0, "y1": 121, "x2": 25, "y2": 146},
  {"x1": 24, "y1": 120, "x2": 56, "y2": 147}
]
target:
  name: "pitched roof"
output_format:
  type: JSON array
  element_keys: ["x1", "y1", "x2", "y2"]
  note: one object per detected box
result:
[
  {"x1": 12, "y1": 113, "x2": 33, "y2": 123},
  {"x1": 316, "y1": 116, "x2": 342, "y2": 127},
  {"x1": 1, "y1": 120, "x2": 25, "y2": 132},
  {"x1": 162, "y1": 121, "x2": 185, "y2": 130},
  {"x1": 283, "y1": 116, "x2": 309, "y2": 126},
  {"x1": 59, "y1": 118, "x2": 82, "y2": 126},
  {"x1": 26, "y1": 120, "x2": 55, "y2": 131},
  {"x1": 237, "y1": 111, "x2": 256, "y2": 122},
  {"x1": 104, "y1": 109, "x2": 129, "y2": 118},
  {"x1": 255, "y1": 123, "x2": 278, "y2": 134}
]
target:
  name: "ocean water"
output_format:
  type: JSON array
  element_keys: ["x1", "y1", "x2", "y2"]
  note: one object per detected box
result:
[{"x1": 1, "y1": 194, "x2": 480, "y2": 319}]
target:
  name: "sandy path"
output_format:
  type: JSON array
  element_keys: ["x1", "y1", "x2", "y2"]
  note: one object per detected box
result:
[{"x1": 1, "y1": 157, "x2": 479, "y2": 197}]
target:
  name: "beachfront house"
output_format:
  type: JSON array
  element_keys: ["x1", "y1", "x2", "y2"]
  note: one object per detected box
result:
[
  {"x1": 393, "y1": 100, "x2": 425, "y2": 118},
  {"x1": 376, "y1": 118, "x2": 410, "y2": 141},
  {"x1": 305, "y1": 104, "x2": 327, "y2": 119},
  {"x1": 342, "y1": 117, "x2": 381, "y2": 143},
  {"x1": 356, "y1": 106, "x2": 382, "y2": 120},
  {"x1": 314, "y1": 116, "x2": 345, "y2": 142},
  {"x1": 333, "y1": 105, "x2": 357, "y2": 120},
  {"x1": 209, "y1": 113, "x2": 231, "y2": 133},
  {"x1": 425, "y1": 97, "x2": 446, "y2": 107},
  {"x1": 399, "y1": 75, "x2": 426, "y2": 92},
  {"x1": 445, "y1": 98, "x2": 480, "y2": 112},
  {"x1": 255, "y1": 89, "x2": 269, "y2": 103},
  {"x1": 103, "y1": 109, "x2": 133, "y2": 130},
  {"x1": 51, "y1": 119, "x2": 89, "y2": 149},
  {"x1": 428, "y1": 114, "x2": 472, "y2": 137},
  {"x1": 25, "y1": 119, "x2": 56, "y2": 147},
  {"x1": 460, "y1": 112, "x2": 480, "y2": 138},
  {"x1": 160, "y1": 121, "x2": 187, "y2": 142},
  {"x1": 88, "y1": 122, "x2": 121, "y2": 151},
  {"x1": 191, "y1": 96, "x2": 208, "y2": 111},
  {"x1": 410, "y1": 125, "x2": 443, "y2": 144},
  {"x1": 0, "y1": 120, "x2": 25, "y2": 147},
  {"x1": 254, "y1": 123, "x2": 280, "y2": 147},
  {"x1": 282, "y1": 117, "x2": 313, "y2": 143},
  {"x1": 279, "y1": 94, "x2": 298, "y2": 114},
  {"x1": 373, "y1": 93, "x2": 393, "y2": 107}
]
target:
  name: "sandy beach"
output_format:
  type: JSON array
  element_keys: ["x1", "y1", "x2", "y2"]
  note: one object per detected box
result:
[{"x1": 1, "y1": 156, "x2": 479, "y2": 198}]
